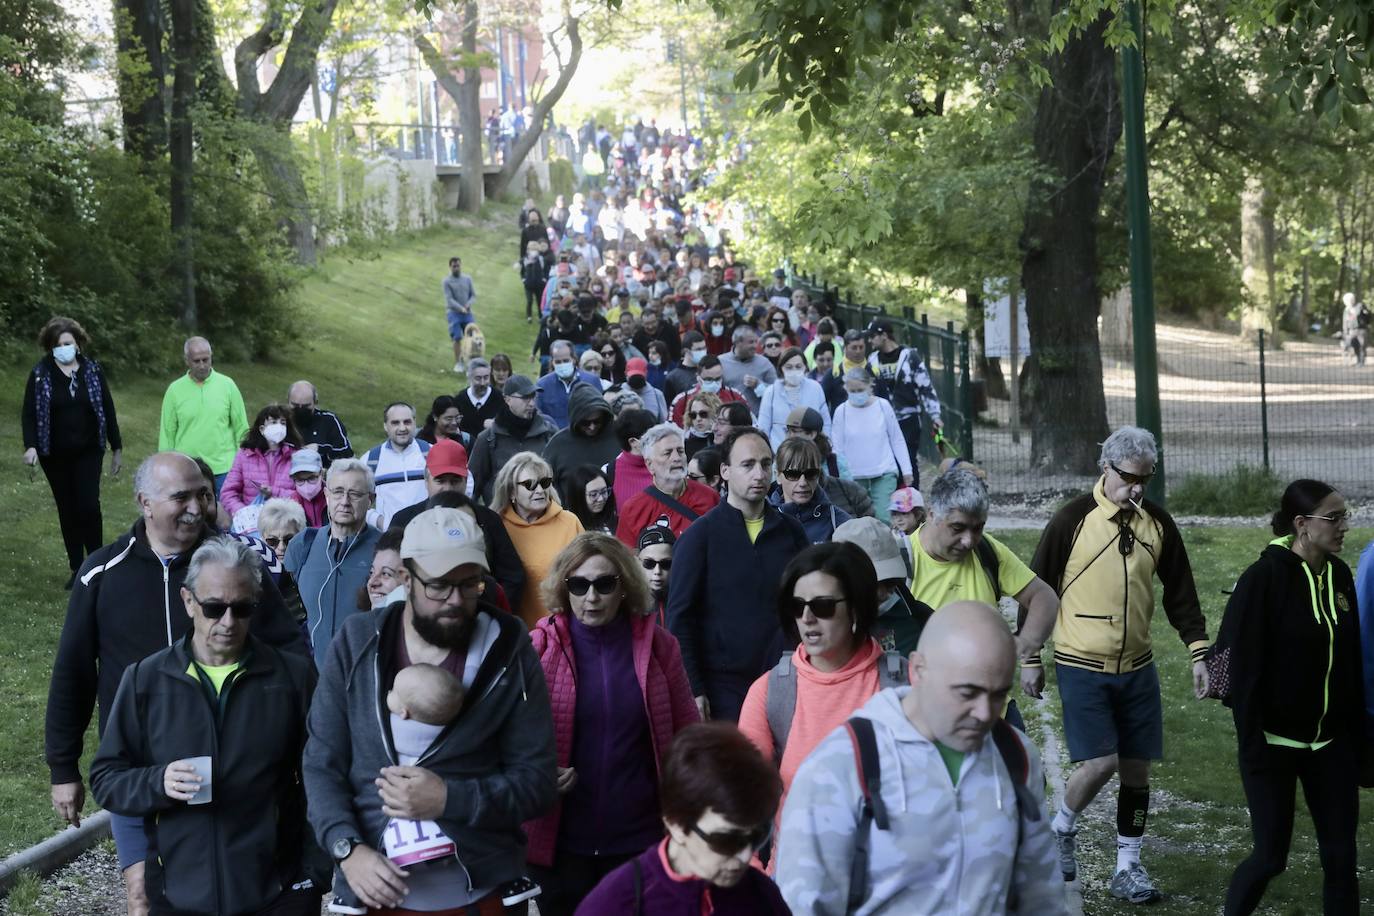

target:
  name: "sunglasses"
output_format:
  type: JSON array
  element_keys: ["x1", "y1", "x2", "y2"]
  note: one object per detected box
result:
[
  {"x1": 517, "y1": 477, "x2": 555, "y2": 492},
  {"x1": 641, "y1": 557, "x2": 672, "y2": 571},
  {"x1": 566, "y1": 574, "x2": 621, "y2": 596},
  {"x1": 190, "y1": 589, "x2": 256, "y2": 620},
  {"x1": 263, "y1": 535, "x2": 294, "y2": 549},
  {"x1": 690, "y1": 820, "x2": 773, "y2": 857},
  {"x1": 780, "y1": 467, "x2": 821, "y2": 482},
  {"x1": 787, "y1": 596, "x2": 846, "y2": 619},
  {"x1": 688, "y1": 410, "x2": 712, "y2": 420},
  {"x1": 1108, "y1": 461, "x2": 1153, "y2": 487}
]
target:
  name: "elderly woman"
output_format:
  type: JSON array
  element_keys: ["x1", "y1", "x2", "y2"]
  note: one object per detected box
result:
[
  {"x1": 737, "y1": 541, "x2": 906, "y2": 865},
  {"x1": 523, "y1": 533, "x2": 700, "y2": 916},
  {"x1": 575, "y1": 723, "x2": 788, "y2": 914},
  {"x1": 221, "y1": 404, "x2": 302, "y2": 532},
  {"x1": 258, "y1": 498, "x2": 307, "y2": 624},
  {"x1": 756, "y1": 347, "x2": 831, "y2": 449},
  {"x1": 767, "y1": 437, "x2": 852, "y2": 544},
  {"x1": 21, "y1": 316, "x2": 123, "y2": 587},
  {"x1": 286, "y1": 449, "x2": 327, "y2": 527},
  {"x1": 1218, "y1": 479, "x2": 1364, "y2": 915},
  {"x1": 831, "y1": 368, "x2": 912, "y2": 522},
  {"x1": 496, "y1": 451, "x2": 585, "y2": 629}
]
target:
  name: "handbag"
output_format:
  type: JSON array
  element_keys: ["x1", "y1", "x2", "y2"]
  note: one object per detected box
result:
[{"x1": 1203, "y1": 643, "x2": 1232, "y2": 703}]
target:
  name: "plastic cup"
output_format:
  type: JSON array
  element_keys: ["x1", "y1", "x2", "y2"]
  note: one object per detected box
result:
[{"x1": 185, "y1": 756, "x2": 212, "y2": 805}]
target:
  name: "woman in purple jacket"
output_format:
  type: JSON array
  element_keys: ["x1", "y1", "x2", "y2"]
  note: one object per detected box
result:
[{"x1": 576, "y1": 722, "x2": 791, "y2": 915}]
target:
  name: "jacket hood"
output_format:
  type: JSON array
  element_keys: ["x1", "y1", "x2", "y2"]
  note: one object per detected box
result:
[
  {"x1": 767, "y1": 484, "x2": 833, "y2": 516},
  {"x1": 567, "y1": 385, "x2": 612, "y2": 431},
  {"x1": 791, "y1": 638, "x2": 882, "y2": 686},
  {"x1": 501, "y1": 501, "x2": 570, "y2": 530}
]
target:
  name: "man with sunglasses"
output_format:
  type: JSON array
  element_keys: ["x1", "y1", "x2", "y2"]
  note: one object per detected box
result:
[
  {"x1": 615, "y1": 423, "x2": 719, "y2": 546},
  {"x1": 46, "y1": 452, "x2": 309, "y2": 916},
  {"x1": 90, "y1": 537, "x2": 326, "y2": 916},
  {"x1": 304, "y1": 508, "x2": 556, "y2": 915},
  {"x1": 637, "y1": 525, "x2": 676, "y2": 628},
  {"x1": 1029, "y1": 426, "x2": 1210, "y2": 905}
]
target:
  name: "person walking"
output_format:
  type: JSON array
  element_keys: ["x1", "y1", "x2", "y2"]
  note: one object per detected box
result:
[
  {"x1": 496, "y1": 452, "x2": 585, "y2": 629},
  {"x1": 21, "y1": 316, "x2": 123, "y2": 587},
  {"x1": 220, "y1": 404, "x2": 302, "y2": 533},
  {"x1": 766, "y1": 437, "x2": 850, "y2": 544},
  {"x1": 756, "y1": 347, "x2": 831, "y2": 449},
  {"x1": 469, "y1": 375, "x2": 558, "y2": 504},
  {"x1": 615, "y1": 423, "x2": 719, "y2": 545},
  {"x1": 286, "y1": 380, "x2": 352, "y2": 468},
  {"x1": 830, "y1": 368, "x2": 911, "y2": 523},
  {"x1": 363, "y1": 402, "x2": 431, "y2": 530},
  {"x1": 864, "y1": 318, "x2": 943, "y2": 485},
  {"x1": 444, "y1": 256, "x2": 478, "y2": 373},
  {"x1": 158, "y1": 336, "x2": 249, "y2": 494},
  {"x1": 523, "y1": 533, "x2": 700, "y2": 915},
  {"x1": 1217, "y1": 479, "x2": 1364, "y2": 915}
]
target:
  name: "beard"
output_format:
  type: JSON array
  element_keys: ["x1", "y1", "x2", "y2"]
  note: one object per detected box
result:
[{"x1": 410, "y1": 604, "x2": 475, "y2": 650}]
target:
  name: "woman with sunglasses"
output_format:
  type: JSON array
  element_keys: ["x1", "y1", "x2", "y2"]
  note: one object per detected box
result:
[
  {"x1": 682, "y1": 391, "x2": 720, "y2": 461},
  {"x1": 767, "y1": 437, "x2": 851, "y2": 544},
  {"x1": 1216, "y1": 479, "x2": 1364, "y2": 915},
  {"x1": 562, "y1": 464, "x2": 618, "y2": 535},
  {"x1": 765, "y1": 307, "x2": 799, "y2": 348},
  {"x1": 737, "y1": 541, "x2": 904, "y2": 871},
  {"x1": 757, "y1": 346, "x2": 832, "y2": 450},
  {"x1": 576, "y1": 722, "x2": 788, "y2": 915},
  {"x1": 523, "y1": 533, "x2": 700, "y2": 915},
  {"x1": 494, "y1": 452, "x2": 584, "y2": 629}
]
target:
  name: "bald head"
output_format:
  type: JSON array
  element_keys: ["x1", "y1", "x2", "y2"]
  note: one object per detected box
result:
[
  {"x1": 904, "y1": 602, "x2": 1016, "y2": 752},
  {"x1": 918, "y1": 601, "x2": 1016, "y2": 667},
  {"x1": 288, "y1": 380, "x2": 317, "y2": 406},
  {"x1": 135, "y1": 452, "x2": 211, "y2": 552}
]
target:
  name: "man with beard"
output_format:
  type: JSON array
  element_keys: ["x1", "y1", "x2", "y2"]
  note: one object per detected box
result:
[
  {"x1": 469, "y1": 375, "x2": 557, "y2": 504},
  {"x1": 304, "y1": 508, "x2": 556, "y2": 914},
  {"x1": 615, "y1": 423, "x2": 718, "y2": 546}
]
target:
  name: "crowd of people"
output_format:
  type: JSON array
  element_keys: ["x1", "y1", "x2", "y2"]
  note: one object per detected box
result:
[{"x1": 18, "y1": 117, "x2": 1374, "y2": 916}]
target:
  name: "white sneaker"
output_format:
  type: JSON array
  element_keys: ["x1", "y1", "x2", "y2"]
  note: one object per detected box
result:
[{"x1": 1110, "y1": 862, "x2": 1162, "y2": 904}]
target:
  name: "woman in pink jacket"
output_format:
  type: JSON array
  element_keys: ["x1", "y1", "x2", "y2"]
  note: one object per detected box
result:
[
  {"x1": 220, "y1": 404, "x2": 301, "y2": 527},
  {"x1": 524, "y1": 532, "x2": 700, "y2": 916}
]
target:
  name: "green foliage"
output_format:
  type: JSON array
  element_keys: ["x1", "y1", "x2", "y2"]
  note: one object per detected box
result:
[
  {"x1": 1168, "y1": 464, "x2": 1285, "y2": 516},
  {"x1": 547, "y1": 157, "x2": 576, "y2": 198}
]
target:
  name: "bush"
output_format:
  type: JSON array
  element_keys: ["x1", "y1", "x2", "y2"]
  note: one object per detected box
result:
[
  {"x1": 1168, "y1": 464, "x2": 1284, "y2": 517},
  {"x1": 548, "y1": 157, "x2": 575, "y2": 198}
]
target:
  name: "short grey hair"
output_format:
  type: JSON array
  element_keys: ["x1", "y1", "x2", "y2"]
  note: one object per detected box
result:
[
  {"x1": 184, "y1": 536, "x2": 263, "y2": 602},
  {"x1": 183, "y1": 336, "x2": 210, "y2": 359},
  {"x1": 1099, "y1": 426, "x2": 1158, "y2": 471},
  {"x1": 467, "y1": 357, "x2": 490, "y2": 374},
  {"x1": 638, "y1": 422, "x2": 684, "y2": 457},
  {"x1": 732, "y1": 325, "x2": 757, "y2": 344},
  {"x1": 327, "y1": 458, "x2": 375, "y2": 493},
  {"x1": 928, "y1": 469, "x2": 989, "y2": 522},
  {"x1": 133, "y1": 452, "x2": 200, "y2": 504},
  {"x1": 258, "y1": 498, "x2": 306, "y2": 536},
  {"x1": 288, "y1": 379, "x2": 317, "y2": 403},
  {"x1": 551, "y1": 339, "x2": 573, "y2": 358},
  {"x1": 609, "y1": 390, "x2": 645, "y2": 415}
]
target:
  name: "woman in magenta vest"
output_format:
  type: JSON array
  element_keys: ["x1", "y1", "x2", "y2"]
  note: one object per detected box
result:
[{"x1": 524, "y1": 532, "x2": 700, "y2": 915}]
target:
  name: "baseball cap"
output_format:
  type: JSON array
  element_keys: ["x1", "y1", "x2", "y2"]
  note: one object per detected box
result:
[
  {"x1": 723, "y1": 268, "x2": 738, "y2": 282},
  {"x1": 866, "y1": 318, "x2": 896, "y2": 337},
  {"x1": 504, "y1": 374, "x2": 537, "y2": 398},
  {"x1": 773, "y1": 268, "x2": 787, "y2": 279},
  {"x1": 888, "y1": 487, "x2": 924, "y2": 514},
  {"x1": 289, "y1": 449, "x2": 322, "y2": 476},
  {"x1": 785, "y1": 406, "x2": 823, "y2": 433},
  {"x1": 426, "y1": 439, "x2": 469, "y2": 478},
  {"x1": 832, "y1": 517, "x2": 908, "y2": 582},
  {"x1": 401, "y1": 507, "x2": 490, "y2": 578},
  {"x1": 636, "y1": 524, "x2": 677, "y2": 550},
  {"x1": 626, "y1": 357, "x2": 649, "y2": 378}
]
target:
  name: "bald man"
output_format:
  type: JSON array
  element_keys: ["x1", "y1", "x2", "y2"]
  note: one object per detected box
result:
[
  {"x1": 158, "y1": 337, "x2": 248, "y2": 492},
  {"x1": 286, "y1": 379, "x2": 353, "y2": 467},
  {"x1": 45, "y1": 452, "x2": 309, "y2": 916},
  {"x1": 776, "y1": 602, "x2": 1067, "y2": 915}
]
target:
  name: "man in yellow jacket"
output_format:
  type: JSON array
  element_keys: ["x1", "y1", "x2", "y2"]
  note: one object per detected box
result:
[{"x1": 158, "y1": 337, "x2": 248, "y2": 494}]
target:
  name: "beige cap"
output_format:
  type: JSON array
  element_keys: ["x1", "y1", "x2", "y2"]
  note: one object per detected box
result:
[
  {"x1": 832, "y1": 517, "x2": 908, "y2": 582},
  {"x1": 400, "y1": 508, "x2": 490, "y2": 579}
]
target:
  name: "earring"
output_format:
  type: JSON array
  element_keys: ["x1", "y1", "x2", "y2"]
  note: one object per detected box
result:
[{"x1": 851, "y1": 619, "x2": 858, "y2": 634}]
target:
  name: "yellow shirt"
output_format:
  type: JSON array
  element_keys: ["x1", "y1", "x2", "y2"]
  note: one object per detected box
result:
[
  {"x1": 187, "y1": 660, "x2": 241, "y2": 694},
  {"x1": 744, "y1": 515, "x2": 765, "y2": 544},
  {"x1": 907, "y1": 529, "x2": 1035, "y2": 609}
]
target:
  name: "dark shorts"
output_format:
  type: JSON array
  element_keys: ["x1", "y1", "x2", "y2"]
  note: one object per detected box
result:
[
  {"x1": 110, "y1": 812, "x2": 148, "y2": 871},
  {"x1": 1056, "y1": 662, "x2": 1164, "y2": 763},
  {"x1": 447, "y1": 308, "x2": 473, "y2": 340}
]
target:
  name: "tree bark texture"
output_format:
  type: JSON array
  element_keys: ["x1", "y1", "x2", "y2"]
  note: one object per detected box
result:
[
  {"x1": 489, "y1": 16, "x2": 583, "y2": 200},
  {"x1": 416, "y1": 23, "x2": 483, "y2": 212},
  {"x1": 1019, "y1": 10, "x2": 1119, "y2": 474},
  {"x1": 113, "y1": 0, "x2": 166, "y2": 163},
  {"x1": 1240, "y1": 175, "x2": 1275, "y2": 336},
  {"x1": 170, "y1": 0, "x2": 197, "y2": 329}
]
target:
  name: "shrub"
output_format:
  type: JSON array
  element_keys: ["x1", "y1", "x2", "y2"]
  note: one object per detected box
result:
[{"x1": 1168, "y1": 464, "x2": 1284, "y2": 517}]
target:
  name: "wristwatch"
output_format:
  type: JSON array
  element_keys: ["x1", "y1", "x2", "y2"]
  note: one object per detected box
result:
[{"x1": 331, "y1": 837, "x2": 361, "y2": 862}]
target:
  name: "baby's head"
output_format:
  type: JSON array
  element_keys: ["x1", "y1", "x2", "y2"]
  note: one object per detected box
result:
[{"x1": 387, "y1": 663, "x2": 464, "y2": 726}]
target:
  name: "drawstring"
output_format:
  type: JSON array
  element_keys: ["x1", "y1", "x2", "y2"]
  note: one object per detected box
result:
[{"x1": 1298, "y1": 561, "x2": 1336, "y2": 625}]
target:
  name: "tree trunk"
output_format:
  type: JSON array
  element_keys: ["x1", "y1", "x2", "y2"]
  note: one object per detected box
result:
[
  {"x1": 1240, "y1": 175, "x2": 1274, "y2": 337},
  {"x1": 113, "y1": 0, "x2": 167, "y2": 162},
  {"x1": 1019, "y1": 8, "x2": 1118, "y2": 473},
  {"x1": 489, "y1": 16, "x2": 583, "y2": 200},
  {"x1": 966, "y1": 288, "x2": 1008, "y2": 400},
  {"x1": 169, "y1": 0, "x2": 197, "y2": 328},
  {"x1": 252, "y1": 132, "x2": 318, "y2": 265},
  {"x1": 416, "y1": 20, "x2": 483, "y2": 212}
]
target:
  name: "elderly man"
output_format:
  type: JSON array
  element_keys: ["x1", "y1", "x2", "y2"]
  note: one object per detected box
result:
[
  {"x1": 718, "y1": 326, "x2": 776, "y2": 414},
  {"x1": 303, "y1": 508, "x2": 556, "y2": 914},
  {"x1": 287, "y1": 380, "x2": 353, "y2": 468},
  {"x1": 45, "y1": 452, "x2": 308, "y2": 916},
  {"x1": 455, "y1": 358, "x2": 501, "y2": 437},
  {"x1": 616, "y1": 422, "x2": 720, "y2": 545},
  {"x1": 469, "y1": 374, "x2": 557, "y2": 503},
  {"x1": 534, "y1": 339, "x2": 600, "y2": 430},
  {"x1": 364, "y1": 402, "x2": 430, "y2": 530},
  {"x1": 90, "y1": 538, "x2": 325, "y2": 916},
  {"x1": 776, "y1": 603, "x2": 1067, "y2": 915},
  {"x1": 157, "y1": 337, "x2": 248, "y2": 493},
  {"x1": 1030, "y1": 426, "x2": 1210, "y2": 904},
  {"x1": 283, "y1": 458, "x2": 382, "y2": 669}
]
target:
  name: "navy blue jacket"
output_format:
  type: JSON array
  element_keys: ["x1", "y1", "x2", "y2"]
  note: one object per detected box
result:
[
  {"x1": 534, "y1": 370, "x2": 602, "y2": 430},
  {"x1": 767, "y1": 485, "x2": 852, "y2": 544}
]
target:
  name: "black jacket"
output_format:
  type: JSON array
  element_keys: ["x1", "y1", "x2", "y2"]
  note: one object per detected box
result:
[
  {"x1": 1219, "y1": 541, "x2": 1366, "y2": 756},
  {"x1": 294, "y1": 407, "x2": 352, "y2": 467},
  {"x1": 89, "y1": 636, "x2": 325, "y2": 916},
  {"x1": 544, "y1": 386, "x2": 620, "y2": 492},
  {"x1": 45, "y1": 521, "x2": 311, "y2": 784},
  {"x1": 455, "y1": 388, "x2": 501, "y2": 439}
]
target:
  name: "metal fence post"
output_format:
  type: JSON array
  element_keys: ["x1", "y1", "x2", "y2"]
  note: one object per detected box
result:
[
  {"x1": 1258, "y1": 330, "x2": 1270, "y2": 472},
  {"x1": 959, "y1": 330, "x2": 974, "y2": 460}
]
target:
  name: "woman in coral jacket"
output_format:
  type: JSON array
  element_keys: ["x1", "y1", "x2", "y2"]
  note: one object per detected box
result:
[{"x1": 523, "y1": 532, "x2": 700, "y2": 916}]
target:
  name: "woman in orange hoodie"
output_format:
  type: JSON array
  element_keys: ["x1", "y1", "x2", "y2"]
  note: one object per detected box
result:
[
  {"x1": 495, "y1": 451, "x2": 585, "y2": 628},
  {"x1": 737, "y1": 541, "x2": 908, "y2": 868}
]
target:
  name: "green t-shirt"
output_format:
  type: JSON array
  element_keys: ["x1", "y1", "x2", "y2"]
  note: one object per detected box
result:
[
  {"x1": 936, "y1": 741, "x2": 966, "y2": 786},
  {"x1": 907, "y1": 530, "x2": 1035, "y2": 610},
  {"x1": 188, "y1": 660, "x2": 241, "y2": 694}
]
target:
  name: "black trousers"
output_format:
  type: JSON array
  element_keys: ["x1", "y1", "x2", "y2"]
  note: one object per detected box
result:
[
  {"x1": 528, "y1": 850, "x2": 636, "y2": 916},
  {"x1": 897, "y1": 414, "x2": 923, "y2": 488},
  {"x1": 1224, "y1": 737, "x2": 1359, "y2": 915},
  {"x1": 525, "y1": 285, "x2": 542, "y2": 319},
  {"x1": 40, "y1": 448, "x2": 105, "y2": 573}
]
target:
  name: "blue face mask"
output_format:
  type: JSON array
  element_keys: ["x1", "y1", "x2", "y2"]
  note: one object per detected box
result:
[
  {"x1": 52, "y1": 344, "x2": 78, "y2": 364},
  {"x1": 699, "y1": 379, "x2": 722, "y2": 394},
  {"x1": 848, "y1": 391, "x2": 871, "y2": 407},
  {"x1": 554, "y1": 361, "x2": 575, "y2": 379},
  {"x1": 735, "y1": 305, "x2": 750, "y2": 318}
]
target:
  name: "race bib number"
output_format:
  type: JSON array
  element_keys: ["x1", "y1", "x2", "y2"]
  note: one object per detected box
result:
[{"x1": 383, "y1": 818, "x2": 456, "y2": 868}]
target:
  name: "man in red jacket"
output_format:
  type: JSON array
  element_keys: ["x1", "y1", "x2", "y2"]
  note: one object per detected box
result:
[{"x1": 616, "y1": 424, "x2": 719, "y2": 546}]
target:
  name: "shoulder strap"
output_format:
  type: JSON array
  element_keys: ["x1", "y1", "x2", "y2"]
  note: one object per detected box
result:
[
  {"x1": 644, "y1": 485, "x2": 700, "y2": 522},
  {"x1": 764, "y1": 652, "x2": 796, "y2": 765},
  {"x1": 876, "y1": 651, "x2": 908, "y2": 688},
  {"x1": 974, "y1": 538, "x2": 1002, "y2": 601},
  {"x1": 365, "y1": 445, "x2": 381, "y2": 473},
  {"x1": 990, "y1": 719, "x2": 1040, "y2": 822},
  {"x1": 843, "y1": 716, "x2": 888, "y2": 913},
  {"x1": 632, "y1": 857, "x2": 643, "y2": 916}
]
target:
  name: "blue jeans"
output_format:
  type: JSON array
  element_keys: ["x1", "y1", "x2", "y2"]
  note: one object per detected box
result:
[
  {"x1": 213, "y1": 473, "x2": 227, "y2": 498},
  {"x1": 110, "y1": 812, "x2": 148, "y2": 871}
]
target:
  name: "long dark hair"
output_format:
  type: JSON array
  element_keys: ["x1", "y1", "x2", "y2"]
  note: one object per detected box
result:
[
  {"x1": 1272, "y1": 479, "x2": 1337, "y2": 536},
  {"x1": 419, "y1": 395, "x2": 460, "y2": 443},
  {"x1": 561, "y1": 464, "x2": 617, "y2": 532},
  {"x1": 241, "y1": 404, "x2": 302, "y2": 451},
  {"x1": 776, "y1": 541, "x2": 878, "y2": 650}
]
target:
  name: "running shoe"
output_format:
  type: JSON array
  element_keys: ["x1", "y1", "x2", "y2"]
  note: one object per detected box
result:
[
  {"x1": 1052, "y1": 827, "x2": 1078, "y2": 881},
  {"x1": 1110, "y1": 863, "x2": 1163, "y2": 904}
]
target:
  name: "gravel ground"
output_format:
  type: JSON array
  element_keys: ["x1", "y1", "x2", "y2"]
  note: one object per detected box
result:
[{"x1": 2, "y1": 841, "x2": 124, "y2": 916}]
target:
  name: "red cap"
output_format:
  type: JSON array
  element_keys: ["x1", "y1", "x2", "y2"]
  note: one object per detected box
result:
[
  {"x1": 723, "y1": 268, "x2": 738, "y2": 281},
  {"x1": 626, "y1": 357, "x2": 649, "y2": 378},
  {"x1": 426, "y1": 439, "x2": 469, "y2": 478}
]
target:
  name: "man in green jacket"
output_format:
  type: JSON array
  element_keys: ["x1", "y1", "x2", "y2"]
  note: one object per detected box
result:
[{"x1": 158, "y1": 337, "x2": 248, "y2": 493}]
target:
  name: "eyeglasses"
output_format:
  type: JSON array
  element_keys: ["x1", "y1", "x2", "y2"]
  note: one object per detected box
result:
[
  {"x1": 517, "y1": 477, "x2": 555, "y2": 492},
  {"x1": 640, "y1": 558, "x2": 672, "y2": 571},
  {"x1": 586, "y1": 487, "x2": 610, "y2": 502},
  {"x1": 690, "y1": 820, "x2": 773, "y2": 857},
  {"x1": 787, "y1": 596, "x2": 846, "y2": 619},
  {"x1": 327, "y1": 488, "x2": 369, "y2": 502},
  {"x1": 414, "y1": 573, "x2": 486, "y2": 602},
  {"x1": 1304, "y1": 511, "x2": 1351, "y2": 525},
  {"x1": 189, "y1": 590, "x2": 256, "y2": 620},
  {"x1": 687, "y1": 472, "x2": 706, "y2": 482},
  {"x1": 780, "y1": 467, "x2": 821, "y2": 482},
  {"x1": 1108, "y1": 461, "x2": 1153, "y2": 487},
  {"x1": 566, "y1": 574, "x2": 620, "y2": 596},
  {"x1": 763, "y1": 341, "x2": 782, "y2": 349},
  {"x1": 263, "y1": 535, "x2": 294, "y2": 549},
  {"x1": 688, "y1": 410, "x2": 712, "y2": 420}
]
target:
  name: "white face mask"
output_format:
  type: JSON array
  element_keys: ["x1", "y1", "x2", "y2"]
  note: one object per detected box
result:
[
  {"x1": 783, "y1": 368, "x2": 805, "y2": 387},
  {"x1": 262, "y1": 422, "x2": 288, "y2": 445},
  {"x1": 878, "y1": 591, "x2": 900, "y2": 613}
]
